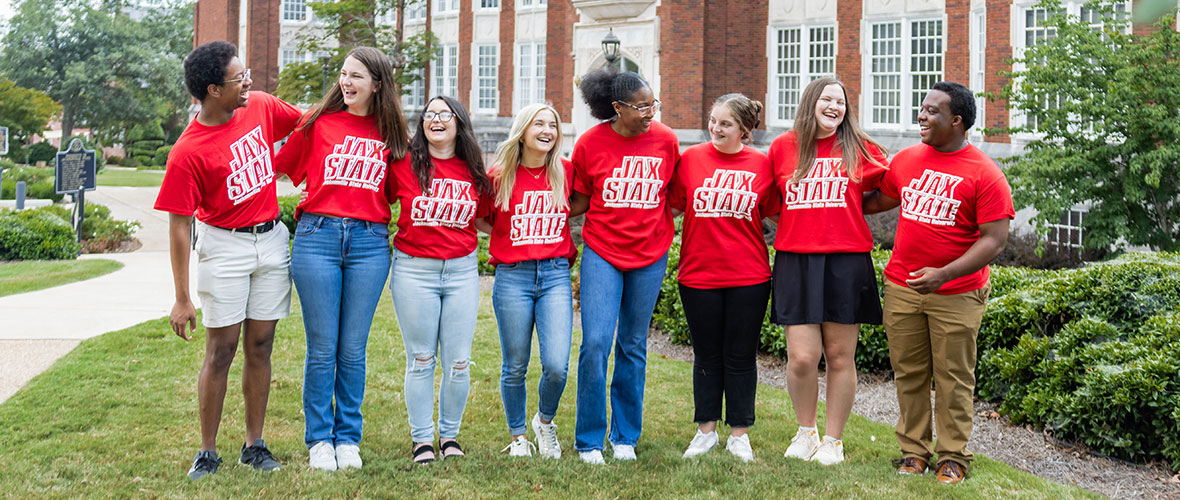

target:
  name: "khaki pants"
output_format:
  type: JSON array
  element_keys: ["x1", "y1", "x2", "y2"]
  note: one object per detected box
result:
[{"x1": 883, "y1": 280, "x2": 990, "y2": 470}]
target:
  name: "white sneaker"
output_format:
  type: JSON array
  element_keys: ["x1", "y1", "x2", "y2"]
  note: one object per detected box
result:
[
  {"x1": 335, "y1": 443, "x2": 362, "y2": 470},
  {"x1": 726, "y1": 434, "x2": 755, "y2": 462},
  {"x1": 579, "y1": 450, "x2": 605, "y2": 464},
  {"x1": 500, "y1": 435, "x2": 535, "y2": 457},
  {"x1": 308, "y1": 441, "x2": 337, "y2": 471},
  {"x1": 812, "y1": 436, "x2": 844, "y2": 466},
  {"x1": 612, "y1": 443, "x2": 636, "y2": 461},
  {"x1": 531, "y1": 414, "x2": 562, "y2": 459},
  {"x1": 682, "y1": 430, "x2": 719, "y2": 458},
  {"x1": 784, "y1": 427, "x2": 820, "y2": 461}
]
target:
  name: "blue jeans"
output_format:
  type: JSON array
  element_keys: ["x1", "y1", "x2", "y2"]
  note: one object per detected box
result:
[
  {"x1": 390, "y1": 247, "x2": 479, "y2": 443},
  {"x1": 574, "y1": 245, "x2": 668, "y2": 451},
  {"x1": 291, "y1": 213, "x2": 391, "y2": 447},
  {"x1": 492, "y1": 258, "x2": 574, "y2": 436}
]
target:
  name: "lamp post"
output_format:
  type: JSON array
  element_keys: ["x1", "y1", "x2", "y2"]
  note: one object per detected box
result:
[
  {"x1": 321, "y1": 54, "x2": 332, "y2": 96},
  {"x1": 601, "y1": 28, "x2": 620, "y2": 69}
]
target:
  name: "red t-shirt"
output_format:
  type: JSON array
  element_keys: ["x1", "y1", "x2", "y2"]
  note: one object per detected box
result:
[
  {"x1": 572, "y1": 120, "x2": 680, "y2": 270},
  {"x1": 881, "y1": 142, "x2": 1015, "y2": 295},
  {"x1": 769, "y1": 131, "x2": 888, "y2": 253},
  {"x1": 274, "y1": 111, "x2": 396, "y2": 223},
  {"x1": 669, "y1": 143, "x2": 780, "y2": 289},
  {"x1": 155, "y1": 91, "x2": 302, "y2": 227},
  {"x1": 390, "y1": 155, "x2": 485, "y2": 259},
  {"x1": 482, "y1": 159, "x2": 575, "y2": 266}
]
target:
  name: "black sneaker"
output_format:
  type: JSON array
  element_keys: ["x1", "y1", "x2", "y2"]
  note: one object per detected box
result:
[
  {"x1": 187, "y1": 450, "x2": 222, "y2": 480},
  {"x1": 239, "y1": 438, "x2": 282, "y2": 471}
]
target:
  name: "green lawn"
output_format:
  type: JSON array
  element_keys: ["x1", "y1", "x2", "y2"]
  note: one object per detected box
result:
[
  {"x1": 96, "y1": 168, "x2": 165, "y2": 187},
  {"x1": 0, "y1": 259, "x2": 123, "y2": 297},
  {"x1": 0, "y1": 290, "x2": 1100, "y2": 499}
]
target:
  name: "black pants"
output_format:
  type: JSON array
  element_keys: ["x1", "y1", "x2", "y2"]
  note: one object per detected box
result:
[{"x1": 678, "y1": 281, "x2": 771, "y2": 428}]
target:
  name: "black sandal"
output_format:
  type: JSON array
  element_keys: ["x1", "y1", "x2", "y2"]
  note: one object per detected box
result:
[
  {"x1": 411, "y1": 443, "x2": 435, "y2": 465},
  {"x1": 439, "y1": 439, "x2": 464, "y2": 459}
]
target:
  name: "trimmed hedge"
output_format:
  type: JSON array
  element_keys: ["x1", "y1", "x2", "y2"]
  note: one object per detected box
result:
[
  {"x1": 0, "y1": 209, "x2": 81, "y2": 260},
  {"x1": 39, "y1": 204, "x2": 139, "y2": 253}
]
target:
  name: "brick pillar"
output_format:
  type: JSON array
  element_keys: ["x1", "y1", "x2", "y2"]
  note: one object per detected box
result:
[
  {"x1": 546, "y1": 0, "x2": 576, "y2": 121},
  {"x1": 985, "y1": 0, "x2": 1010, "y2": 143},
  {"x1": 193, "y1": 0, "x2": 240, "y2": 48},
  {"x1": 247, "y1": 0, "x2": 282, "y2": 93},
  {"x1": 498, "y1": 0, "x2": 516, "y2": 117},
  {"x1": 657, "y1": 0, "x2": 706, "y2": 129},
  {"x1": 717, "y1": 0, "x2": 767, "y2": 130},
  {"x1": 836, "y1": 0, "x2": 863, "y2": 110},
  {"x1": 945, "y1": 0, "x2": 970, "y2": 84},
  {"x1": 458, "y1": 0, "x2": 473, "y2": 108}
]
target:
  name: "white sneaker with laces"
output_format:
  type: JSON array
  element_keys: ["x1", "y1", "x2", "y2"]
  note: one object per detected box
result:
[
  {"x1": 308, "y1": 441, "x2": 337, "y2": 471},
  {"x1": 335, "y1": 443, "x2": 362, "y2": 470},
  {"x1": 531, "y1": 413, "x2": 562, "y2": 459},
  {"x1": 812, "y1": 436, "x2": 844, "y2": 466},
  {"x1": 579, "y1": 449, "x2": 605, "y2": 464},
  {"x1": 500, "y1": 435, "x2": 534, "y2": 457},
  {"x1": 784, "y1": 426, "x2": 820, "y2": 461},
  {"x1": 612, "y1": 443, "x2": 636, "y2": 461},
  {"x1": 726, "y1": 434, "x2": 755, "y2": 462},
  {"x1": 682, "y1": 430, "x2": 719, "y2": 458}
]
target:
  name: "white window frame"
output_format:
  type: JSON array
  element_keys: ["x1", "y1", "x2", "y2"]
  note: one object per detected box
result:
[
  {"x1": 281, "y1": 0, "x2": 308, "y2": 22},
  {"x1": 865, "y1": 17, "x2": 944, "y2": 130},
  {"x1": 766, "y1": 24, "x2": 836, "y2": 127},
  {"x1": 402, "y1": 67, "x2": 426, "y2": 111},
  {"x1": 517, "y1": 0, "x2": 546, "y2": 10},
  {"x1": 514, "y1": 41, "x2": 546, "y2": 112},
  {"x1": 1047, "y1": 207, "x2": 1086, "y2": 252},
  {"x1": 432, "y1": 44, "x2": 459, "y2": 98},
  {"x1": 475, "y1": 44, "x2": 499, "y2": 113},
  {"x1": 434, "y1": 0, "x2": 459, "y2": 15},
  {"x1": 404, "y1": 2, "x2": 427, "y2": 23},
  {"x1": 969, "y1": 9, "x2": 986, "y2": 139},
  {"x1": 479, "y1": 0, "x2": 500, "y2": 9}
]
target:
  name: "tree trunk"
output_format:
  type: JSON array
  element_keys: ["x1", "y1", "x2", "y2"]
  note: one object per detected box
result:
[
  {"x1": 60, "y1": 106, "x2": 75, "y2": 148},
  {"x1": 392, "y1": 0, "x2": 407, "y2": 96}
]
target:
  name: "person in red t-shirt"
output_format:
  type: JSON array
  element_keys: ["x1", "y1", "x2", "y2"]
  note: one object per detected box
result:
[
  {"x1": 671, "y1": 94, "x2": 780, "y2": 463},
  {"x1": 472, "y1": 103, "x2": 573, "y2": 460},
  {"x1": 273, "y1": 47, "x2": 410, "y2": 472},
  {"x1": 864, "y1": 82, "x2": 1013, "y2": 484},
  {"x1": 769, "y1": 77, "x2": 889, "y2": 466},
  {"x1": 388, "y1": 95, "x2": 491, "y2": 464},
  {"x1": 154, "y1": 41, "x2": 302, "y2": 480},
  {"x1": 569, "y1": 68, "x2": 680, "y2": 464}
]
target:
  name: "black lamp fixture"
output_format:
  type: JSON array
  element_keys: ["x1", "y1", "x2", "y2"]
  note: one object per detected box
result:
[
  {"x1": 601, "y1": 28, "x2": 621, "y2": 68},
  {"x1": 321, "y1": 54, "x2": 332, "y2": 95}
]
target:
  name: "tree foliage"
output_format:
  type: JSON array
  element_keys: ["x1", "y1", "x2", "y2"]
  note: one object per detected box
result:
[
  {"x1": 997, "y1": 1, "x2": 1180, "y2": 251},
  {"x1": 0, "y1": 79, "x2": 61, "y2": 149}
]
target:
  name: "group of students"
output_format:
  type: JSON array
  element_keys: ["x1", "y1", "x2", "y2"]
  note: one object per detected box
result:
[{"x1": 157, "y1": 40, "x2": 1013, "y2": 485}]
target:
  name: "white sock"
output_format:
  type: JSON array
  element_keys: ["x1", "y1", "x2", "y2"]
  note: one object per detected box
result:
[
  {"x1": 799, "y1": 426, "x2": 817, "y2": 433},
  {"x1": 822, "y1": 435, "x2": 841, "y2": 444}
]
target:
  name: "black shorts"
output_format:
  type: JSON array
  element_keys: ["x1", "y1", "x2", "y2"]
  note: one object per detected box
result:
[{"x1": 770, "y1": 251, "x2": 882, "y2": 326}]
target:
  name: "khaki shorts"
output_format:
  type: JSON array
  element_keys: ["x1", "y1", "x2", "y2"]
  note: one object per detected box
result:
[{"x1": 195, "y1": 221, "x2": 291, "y2": 328}]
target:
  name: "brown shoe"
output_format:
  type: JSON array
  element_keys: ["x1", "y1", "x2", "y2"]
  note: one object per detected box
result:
[
  {"x1": 896, "y1": 456, "x2": 928, "y2": 475},
  {"x1": 935, "y1": 460, "x2": 966, "y2": 484}
]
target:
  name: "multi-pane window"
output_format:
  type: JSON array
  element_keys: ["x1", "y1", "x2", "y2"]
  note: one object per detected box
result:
[
  {"x1": 515, "y1": 42, "x2": 546, "y2": 111},
  {"x1": 405, "y1": 3, "x2": 427, "y2": 22},
  {"x1": 868, "y1": 19, "x2": 942, "y2": 127},
  {"x1": 282, "y1": 0, "x2": 306, "y2": 21},
  {"x1": 480, "y1": 0, "x2": 499, "y2": 8},
  {"x1": 970, "y1": 10, "x2": 986, "y2": 132},
  {"x1": 435, "y1": 0, "x2": 458, "y2": 14},
  {"x1": 476, "y1": 45, "x2": 499, "y2": 112},
  {"x1": 1047, "y1": 208, "x2": 1086, "y2": 252},
  {"x1": 771, "y1": 25, "x2": 835, "y2": 124},
  {"x1": 910, "y1": 20, "x2": 944, "y2": 124},
  {"x1": 432, "y1": 44, "x2": 459, "y2": 98},
  {"x1": 870, "y1": 22, "x2": 902, "y2": 125},
  {"x1": 280, "y1": 49, "x2": 302, "y2": 70},
  {"x1": 518, "y1": 0, "x2": 546, "y2": 7},
  {"x1": 402, "y1": 68, "x2": 426, "y2": 111}
]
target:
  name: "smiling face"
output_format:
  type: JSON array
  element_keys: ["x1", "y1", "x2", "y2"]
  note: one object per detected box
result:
[
  {"x1": 522, "y1": 109, "x2": 558, "y2": 157},
  {"x1": 422, "y1": 98, "x2": 457, "y2": 149},
  {"x1": 612, "y1": 86, "x2": 656, "y2": 136},
  {"x1": 917, "y1": 89, "x2": 962, "y2": 150},
  {"x1": 219, "y1": 57, "x2": 251, "y2": 109},
  {"x1": 339, "y1": 55, "x2": 377, "y2": 116},
  {"x1": 708, "y1": 104, "x2": 744, "y2": 153},
  {"x1": 814, "y1": 83, "x2": 846, "y2": 139}
]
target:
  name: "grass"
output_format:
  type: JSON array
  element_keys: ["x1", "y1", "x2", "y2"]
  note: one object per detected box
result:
[
  {"x1": 0, "y1": 259, "x2": 123, "y2": 297},
  {"x1": 0, "y1": 290, "x2": 1101, "y2": 499},
  {"x1": 96, "y1": 168, "x2": 165, "y2": 187}
]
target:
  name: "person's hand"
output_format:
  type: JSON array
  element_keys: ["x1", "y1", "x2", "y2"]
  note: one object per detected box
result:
[
  {"x1": 170, "y1": 300, "x2": 197, "y2": 340},
  {"x1": 299, "y1": 188, "x2": 309, "y2": 204},
  {"x1": 905, "y1": 267, "x2": 950, "y2": 295}
]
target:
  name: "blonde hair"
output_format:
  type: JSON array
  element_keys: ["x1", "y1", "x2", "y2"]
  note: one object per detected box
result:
[
  {"x1": 791, "y1": 77, "x2": 887, "y2": 184},
  {"x1": 491, "y1": 103, "x2": 567, "y2": 211}
]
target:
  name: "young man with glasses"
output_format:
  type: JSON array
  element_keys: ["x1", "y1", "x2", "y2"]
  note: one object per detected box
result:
[{"x1": 155, "y1": 40, "x2": 303, "y2": 480}]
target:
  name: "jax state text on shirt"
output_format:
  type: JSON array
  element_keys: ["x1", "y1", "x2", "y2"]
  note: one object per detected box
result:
[
  {"x1": 603, "y1": 156, "x2": 663, "y2": 209},
  {"x1": 692, "y1": 169, "x2": 758, "y2": 220},
  {"x1": 510, "y1": 190, "x2": 565, "y2": 246},
  {"x1": 412, "y1": 178, "x2": 477, "y2": 227},
  {"x1": 324, "y1": 136, "x2": 386, "y2": 192},
  {"x1": 226, "y1": 126, "x2": 274, "y2": 205},
  {"x1": 784, "y1": 158, "x2": 848, "y2": 210},
  {"x1": 900, "y1": 169, "x2": 963, "y2": 226}
]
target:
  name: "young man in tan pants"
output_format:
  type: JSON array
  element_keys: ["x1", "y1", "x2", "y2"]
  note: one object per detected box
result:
[{"x1": 864, "y1": 81, "x2": 1013, "y2": 484}]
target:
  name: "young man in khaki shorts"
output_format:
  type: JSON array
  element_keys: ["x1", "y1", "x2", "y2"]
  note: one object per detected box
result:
[
  {"x1": 154, "y1": 40, "x2": 302, "y2": 480},
  {"x1": 864, "y1": 81, "x2": 1014, "y2": 484}
]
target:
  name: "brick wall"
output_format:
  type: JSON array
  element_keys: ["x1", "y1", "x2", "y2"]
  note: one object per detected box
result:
[
  {"x1": 193, "y1": 0, "x2": 239, "y2": 48},
  {"x1": 247, "y1": 0, "x2": 281, "y2": 93},
  {"x1": 985, "y1": 0, "x2": 1011, "y2": 143},
  {"x1": 498, "y1": 0, "x2": 516, "y2": 117},
  {"x1": 424, "y1": 0, "x2": 434, "y2": 98},
  {"x1": 836, "y1": 0, "x2": 862, "y2": 110},
  {"x1": 657, "y1": 1, "x2": 705, "y2": 129},
  {"x1": 458, "y1": 0, "x2": 473, "y2": 108},
  {"x1": 545, "y1": 0, "x2": 576, "y2": 122},
  {"x1": 945, "y1": 0, "x2": 970, "y2": 84}
]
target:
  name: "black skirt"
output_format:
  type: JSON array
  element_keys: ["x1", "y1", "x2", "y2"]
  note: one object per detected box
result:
[{"x1": 770, "y1": 251, "x2": 883, "y2": 326}]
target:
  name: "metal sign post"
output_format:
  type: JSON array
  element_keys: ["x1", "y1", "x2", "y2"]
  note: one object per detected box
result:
[{"x1": 55, "y1": 138, "x2": 97, "y2": 245}]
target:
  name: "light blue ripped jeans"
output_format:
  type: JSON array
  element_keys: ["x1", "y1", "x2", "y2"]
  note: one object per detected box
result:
[{"x1": 389, "y1": 247, "x2": 480, "y2": 443}]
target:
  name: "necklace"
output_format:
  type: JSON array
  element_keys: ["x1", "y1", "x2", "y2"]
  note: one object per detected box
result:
[{"x1": 522, "y1": 165, "x2": 545, "y2": 179}]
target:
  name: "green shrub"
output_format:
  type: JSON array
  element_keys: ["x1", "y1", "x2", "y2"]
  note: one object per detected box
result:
[
  {"x1": 1, "y1": 179, "x2": 64, "y2": 202},
  {"x1": 477, "y1": 234, "x2": 494, "y2": 275},
  {"x1": 0, "y1": 209, "x2": 81, "y2": 260},
  {"x1": 123, "y1": 157, "x2": 142, "y2": 168},
  {"x1": 38, "y1": 203, "x2": 139, "y2": 253},
  {"x1": 153, "y1": 145, "x2": 173, "y2": 167},
  {"x1": 25, "y1": 142, "x2": 57, "y2": 164},
  {"x1": 105, "y1": 155, "x2": 122, "y2": 166}
]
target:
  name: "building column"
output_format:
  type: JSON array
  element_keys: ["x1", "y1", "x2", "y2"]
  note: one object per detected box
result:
[
  {"x1": 836, "y1": 0, "x2": 863, "y2": 111},
  {"x1": 193, "y1": 0, "x2": 241, "y2": 48},
  {"x1": 248, "y1": 0, "x2": 281, "y2": 93},
  {"x1": 546, "y1": 0, "x2": 576, "y2": 122},
  {"x1": 946, "y1": 0, "x2": 971, "y2": 84},
  {"x1": 984, "y1": 0, "x2": 1010, "y2": 143},
  {"x1": 656, "y1": 1, "x2": 705, "y2": 130},
  {"x1": 458, "y1": 0, "x2": 473, "y2": 108},
  {"x1": 498, "y1": 0, "x2": 516, "y2": 117}
]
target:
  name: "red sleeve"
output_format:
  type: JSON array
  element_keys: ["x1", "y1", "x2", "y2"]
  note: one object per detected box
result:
[
  {"x1": 760, "y1": 176, "x2": 781, "y2": 218},
  {"x1": 268, "y1": 94, "x2": 303, "y2": 139},
  {"x1": 572, "y1": 143, "x2": 592, "y2": 196},
  {"x1": 975, "y1": 166, "x2": 1015, "y2": 224},
  {"x1": 384, "y1": 150, "x2": 401, "y2": 204},
  {"x1": 274, "y1": 119, "x2": 310, "y2": 185},
  {"x1": 879, "y1": 154, "x2": 901, "y2": 199},
  {"x1": 860, "y1": 143, "x2": 889, "y2": 191},
  {"x1": 155, "y1": 151, "x2": 202, "y2": 216}
]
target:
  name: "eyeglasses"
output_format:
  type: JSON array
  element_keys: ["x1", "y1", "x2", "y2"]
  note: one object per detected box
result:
[
  {"x1": 423, "y1": 111, "x2": 455, "y2": 122},
  {"x1": 221, "y1": 68, "x2": 251, "y2": 85},
  {"x1": 616, "y1": 99, "x2": 661, "y2": 116}
]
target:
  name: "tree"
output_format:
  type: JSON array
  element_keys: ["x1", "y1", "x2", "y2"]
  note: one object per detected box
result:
[
  {"x1": 996, "y1": 1, "x2": 1180, "y2": 251},
  {"x1": 275, "y1": 0, "x2": 436, "y2": 105},
  {"x1": 0, "y1": 79, "x2": 61, "y2": 149}
]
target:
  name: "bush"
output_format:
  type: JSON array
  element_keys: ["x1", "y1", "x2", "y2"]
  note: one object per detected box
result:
[
  {"x1": 994, "y1": 229, "x2": 1109, "y2": 270},
  {"x1": 25, "y1": 142, "x2": 57, "y2": 164},
  {"x1": 105, "y1": 155, "x2": 122, "y2": 166},
  {"x1": 1, "y1": 179, "x2": 64, "y2": 202},
  {"x1": 0, "y1": 209, "x2": 81, "y2": 260},
  {"x1": 123, "y1": 157, "x2": 142, "y2": 168},
  {"x1": 38, "y1": 203, "x2": 139, "y2": 253},
  {"x1": 153, "y1": 145, "x2": 173, "y2": 167}
]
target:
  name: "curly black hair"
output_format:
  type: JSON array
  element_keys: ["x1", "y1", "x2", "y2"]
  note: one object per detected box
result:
[
  {"x1": 184, "y1": 41, "x2": 238, "y2": 102},
  {"x1": 931, "y1": 81, "x2": 976, "y2": 131},
  {"x1": 579, "y1": 68, "x2": 650, "y2": 121}
]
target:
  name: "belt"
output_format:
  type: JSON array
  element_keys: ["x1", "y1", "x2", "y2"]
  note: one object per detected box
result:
[{"x1": 210, "y1": 218, "x2": 282, "y2": 234}]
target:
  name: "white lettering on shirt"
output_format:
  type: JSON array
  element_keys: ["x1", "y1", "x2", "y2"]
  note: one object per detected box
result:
[
  {"x1": 602, "y1": 156, "x2": 663, "y2": 209},
  {"x1": 783, "y1": 158, "x2": 848, "y2": 210},
  {"x1": 691, "y1": 169, "x2": 758, "y2": 220},
  {"x1": 225, "y1": 126, "x2": 273, "y2": 205},
  {"x1": 899, "y1": 169, "x2": 963, "y2": 226},
  {"x1": 410, "y1": 178, "x2": 476, "y2": 227},
  {"x1": 510, "y1": 190, "x2": 566, "y2": 246},
  {"x1": 323, "y1": 136, "x2": 386, "y2": 192}
]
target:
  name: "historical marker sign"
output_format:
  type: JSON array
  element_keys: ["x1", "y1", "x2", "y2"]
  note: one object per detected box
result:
[
  {"x1": 55, "y1": 138, "x2": 97, "y2": 194},
  {"x1": 0, "y1": 126, "x2": 8, "y2": 156}
]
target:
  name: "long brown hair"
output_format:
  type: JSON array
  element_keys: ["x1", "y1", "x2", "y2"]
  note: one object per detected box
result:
[
  {"x1": 791, "y1": 77, "x2": 886, "y2": 183},
  {"x1": 408, "y1": 96, "x2": 490, "y2": 195},
  {"x1": 491, "y1": 103, "x2": 566, "y2": 211},
  {"x1": 298, "y1": 46, "x2": 410, "y2": 160}
]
